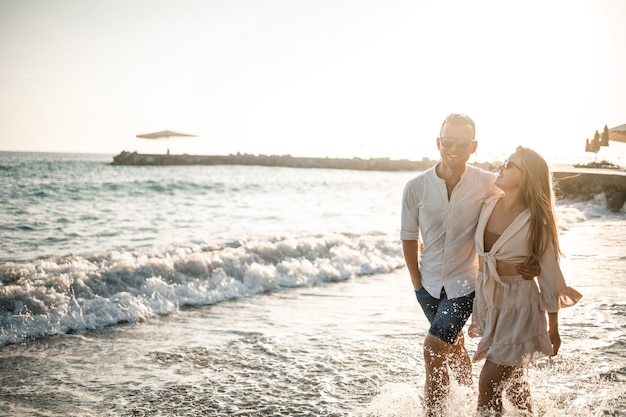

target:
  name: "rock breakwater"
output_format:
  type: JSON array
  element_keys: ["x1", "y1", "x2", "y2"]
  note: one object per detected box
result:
[
  {"x1": 554, "y1": 171, "x2": 626, "y2": 212},
  {"x1": 111, "y1": 152, "x2": 626, "y2": 211},
  {"x1": 111, "y1": 151, "x2": 444, "y2": 171}
]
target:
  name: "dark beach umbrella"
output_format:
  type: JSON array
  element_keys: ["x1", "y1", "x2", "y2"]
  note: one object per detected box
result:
[
  {"x1": 136, "y1": 130, "x2": 197, "y2": 154},
  {"x1": 592, "y1": 130, "x2": 601, "y2": 152},
  {"x1": 601, "y1": 125, "x2": 610, "y2": 146}
]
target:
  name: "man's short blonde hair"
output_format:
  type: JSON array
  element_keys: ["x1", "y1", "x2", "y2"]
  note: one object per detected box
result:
[{"x1": 439, "y1": 113, "x2": 476, "y2": 139}]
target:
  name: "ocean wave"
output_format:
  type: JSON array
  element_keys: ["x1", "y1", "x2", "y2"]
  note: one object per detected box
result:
[
  {"x1": 556, "y1": 193, "x2": 626, "y2": 231},
  {"x1": 0, "y1": 232, "x2": 404, "y2": 347}
]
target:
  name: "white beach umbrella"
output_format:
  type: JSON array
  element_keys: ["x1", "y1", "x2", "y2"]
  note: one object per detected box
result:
[{"x1": 136, "y1": 130, "x2": 197, "y2": 154}]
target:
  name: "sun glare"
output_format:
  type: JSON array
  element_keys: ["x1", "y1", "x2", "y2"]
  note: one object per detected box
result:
[{"x1": 0, "y1": 0, "x2": 624, "y2": 165}]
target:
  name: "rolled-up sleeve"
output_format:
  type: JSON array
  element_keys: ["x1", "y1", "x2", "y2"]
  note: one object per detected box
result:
[{"x1": 401, "y1": 179, "x2": 420, "y2": 241}]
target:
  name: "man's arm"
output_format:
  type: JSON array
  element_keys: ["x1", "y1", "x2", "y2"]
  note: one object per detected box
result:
[
  {"x1": 517, "y1": 263, "x2": 541, "y2": 280},
  {"x1": 402, "y1": 240, "x2": 421, "y2": 290}
]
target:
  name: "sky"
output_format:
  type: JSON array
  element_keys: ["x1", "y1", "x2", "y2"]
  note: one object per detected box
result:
[{"x1": 1, "y1": 0, "x2": 625, "y2": 164}]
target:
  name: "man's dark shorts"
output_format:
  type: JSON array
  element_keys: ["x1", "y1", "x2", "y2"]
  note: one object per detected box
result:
[{"x1": 415, "y1": 287, "x2": 475, "y2": 345}]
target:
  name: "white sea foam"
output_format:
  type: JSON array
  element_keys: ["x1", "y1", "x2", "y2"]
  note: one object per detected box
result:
[
  {"x1": 556, "y1": 193, "x2": 626, "y2": 232},
  {"x1": 0, "y1": 232, "x2": 405, "y2": 347}
]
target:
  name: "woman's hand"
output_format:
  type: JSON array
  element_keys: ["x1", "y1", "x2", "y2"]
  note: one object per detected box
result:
[
  {"x1": 548, "y1": 312, "x2": 561, "y2": 356},
  {"x1": 549, "y1": 327, "x2": 561, "y2": 356}
]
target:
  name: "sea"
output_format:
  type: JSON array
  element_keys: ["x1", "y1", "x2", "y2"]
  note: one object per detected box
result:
[{"x1": 0, "y1": 151, "x2": 625, "y2": 417}]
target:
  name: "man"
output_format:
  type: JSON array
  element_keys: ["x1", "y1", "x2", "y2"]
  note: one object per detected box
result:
[{"x1": 400, "y1": 114, "x2": 536, "y2": 416}]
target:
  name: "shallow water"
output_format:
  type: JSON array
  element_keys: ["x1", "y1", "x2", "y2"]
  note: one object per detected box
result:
[
  {"x1": 1, "y1": 152, "x2": 625, "y2": 416},
  {"x1": 2, "y1": 266, "x2": 625, "y2": 416}
]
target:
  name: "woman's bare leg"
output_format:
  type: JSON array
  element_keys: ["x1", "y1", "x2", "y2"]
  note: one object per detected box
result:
[
  {"x1": 477, "y1": 360, "x2": 517, "y2": 416},
  {"x1": 505, "y1": 367, "x2": 532, "y2": 415}
]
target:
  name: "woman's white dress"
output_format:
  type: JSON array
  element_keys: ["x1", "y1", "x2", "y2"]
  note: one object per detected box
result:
[{"x1": 469, "y1": 195, "x2": 582, "y2": 367}]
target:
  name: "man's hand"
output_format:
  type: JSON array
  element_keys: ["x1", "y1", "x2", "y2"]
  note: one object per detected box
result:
[
  {"x1": 402, "y1": 240, "x2": 422, "y2": 290},
  {"x1": 517, "y1": 263, "x2": 540, "y2": 280}
]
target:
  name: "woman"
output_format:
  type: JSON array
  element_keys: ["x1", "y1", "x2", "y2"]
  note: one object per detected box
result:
[{"x1": 469, "y1": 146, "x2": 582, "y2": 416}]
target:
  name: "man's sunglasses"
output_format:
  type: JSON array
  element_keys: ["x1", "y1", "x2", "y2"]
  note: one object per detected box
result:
[{"x1": 439, "y1": 137, "x2": 475, "y2": 149}]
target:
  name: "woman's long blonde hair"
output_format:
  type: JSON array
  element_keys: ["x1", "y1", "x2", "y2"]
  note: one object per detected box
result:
[{"x1": 515, "y1": 146, "x2": 562, "y2": 264}]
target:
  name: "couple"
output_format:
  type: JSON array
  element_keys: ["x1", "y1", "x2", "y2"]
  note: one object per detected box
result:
[{"x1": 400, "y1": 114, "x2": 582, "y2": 416}]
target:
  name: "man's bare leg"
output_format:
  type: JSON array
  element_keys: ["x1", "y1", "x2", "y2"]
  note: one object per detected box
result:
[
  {"x1": 446, "y1": 332, "x2": 472, "y2": 386},
  {"x1": 423, "y1": 333, "x2": 452, "y2": 417}
]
